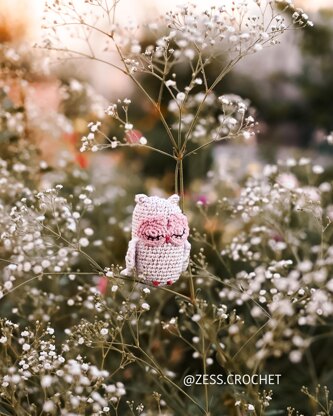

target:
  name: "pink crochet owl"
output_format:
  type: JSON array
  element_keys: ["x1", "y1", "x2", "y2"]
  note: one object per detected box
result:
[{"x1": 122, "y1": 194, "x2": 191, "y2": 286}]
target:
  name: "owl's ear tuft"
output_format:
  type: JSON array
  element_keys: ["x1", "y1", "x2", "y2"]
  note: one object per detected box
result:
[
  {"x1": 135, "y1": 194, "x2": 148, "y2": 204},
  {"x1": 168, "y1": 194, "x2": 180, "y2": 205}
]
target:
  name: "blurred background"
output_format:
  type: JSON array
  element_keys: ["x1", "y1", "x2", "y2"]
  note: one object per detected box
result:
[
  {"x1": 1, "y1": 2, "x2": 333, "y2": 414},
  {"x1": 1, "y1": 0, "x2": 333, "y2": 204},
  {"x1": 1, "y1": 0, "x2": 333, "y2": 178}
]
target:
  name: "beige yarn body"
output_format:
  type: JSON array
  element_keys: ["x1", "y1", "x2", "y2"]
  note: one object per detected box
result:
[{"x1": 122, "y1": 194, "x2": 191, "y2": 286}]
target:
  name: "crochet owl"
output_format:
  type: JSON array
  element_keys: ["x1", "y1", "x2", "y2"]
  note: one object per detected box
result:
[{"x1": 122, "y1": 194, "x2": 191, "y2": 286}]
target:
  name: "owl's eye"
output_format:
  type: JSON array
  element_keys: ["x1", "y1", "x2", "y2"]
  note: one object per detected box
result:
[
  {"x1": 172, "y1": 228, "x2": 186, "y2": 239},
  {"x1": 145, "y1": 234, "x2": 162, "y2": 241}
]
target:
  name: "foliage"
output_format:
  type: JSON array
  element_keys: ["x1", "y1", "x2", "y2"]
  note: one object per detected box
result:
[{"x1": 0, "y1": 1, "x2": 332, "y2": 416}]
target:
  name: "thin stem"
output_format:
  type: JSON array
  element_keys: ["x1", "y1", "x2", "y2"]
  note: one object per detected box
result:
[
  {"x1": 112, "y1": 41, "x2": 178, "y2": 151},
  {"x1": 41, "y1": 46, "x2": 126, "y2": 74},
  {"x1": 181, "y1": 52, "x2": 247, "y2": 155},
  {"x1": 184, "y1": 134, "x2": 234, "y2": 158},
  {"x1": 201, "y1": 335, "x2": 209, "y2": 414},
  {"x1": 0, "y1": 258, "x2": 18, "y2": 265},
  {"x1": 184, "y1": 139, "x2": 218, "y2": 158},
  {"x1": 1, "y1": 274, "x2": 43, "y2": 299},
  {"x1": 117, "y1": 143, "x2": 174, "y2": 159},
  {"x1": 232, "y1": 320, "x2": 270, "y2": 360},
  {"x1": 39, "y1": 221, "x2": 104, "y2": 273},
  {"x1": 157, "y1": 53, "x2": 169, "y2": 106},
  {"x1": 178, "y1": 108, "x2": 182, "y2": 148},
  {"x1": 175, "y1": 159, "x2": 179, "y2": 195},
  {"x1": 188, "y1": 266, "x2": 196, "y2": 305},
  {"x1": 179, "y1": 158, "x2": 184, "y2": 211},
  {"x1": 138, "y1": 346, "x2": 206, "y2": 414}
]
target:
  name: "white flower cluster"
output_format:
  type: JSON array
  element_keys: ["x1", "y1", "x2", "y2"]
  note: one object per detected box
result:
[
  {"x1": 167, "y1": 92, "x2": 255, "y2": 143},
  {"x1": 159, "y1": 1, "x2": 312, "y2": 61},
  {"x1": 41, "y1": 0, "x2": 313, "y2": 166},
  {"x1": 42, "y1": 0, "x2": 312, "y2": 72},
  {"x1": 192, "y1": 157, "x2": 333, "y2": 366},
  {"x1": 0, "y1": 319, "x2": 127, "y2": 414},
  {"x1": 81, "y1": 99, "x2": 148, "y2": 153},
  {"x1": 218, "y1": 255, "x2": 328, "y2": 362},
  {"x1": 0, "y1": 177, "x2": 100, "y2": 299}
]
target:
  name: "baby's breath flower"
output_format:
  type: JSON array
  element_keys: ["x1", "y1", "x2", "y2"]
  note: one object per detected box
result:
[
  {"x1": 43, "y1": 400, "x2": 56, "y2": 412},
  {"x1": 41, "y1": 375, "x2": 53, "y2": 388},
  {"x1": 165, "y1": 80, "x2": 176, "y2": 87},
  {"x1": 79, "y1": 238, "x2": 89, "y2": 247},
  {"x1": 176, "y1": 92, "x2": 186, "y2": 102},
  {"x1": 191, "y1": 314, "x2": 201, "y2": 322}
]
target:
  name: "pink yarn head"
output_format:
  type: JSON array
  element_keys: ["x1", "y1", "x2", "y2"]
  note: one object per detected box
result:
[
  {"x1": 132, "y1": 194, "x2": 182, "y2": 238},
  {"x1": 136, "y1": 212, "x2": 189, "y2": 247}
]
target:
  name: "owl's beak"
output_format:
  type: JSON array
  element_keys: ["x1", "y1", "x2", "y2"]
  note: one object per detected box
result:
[{"x1": 165, "y1": 235, "x2": 171, "y2": 243}]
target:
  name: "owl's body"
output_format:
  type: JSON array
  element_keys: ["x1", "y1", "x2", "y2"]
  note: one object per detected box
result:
[
  {"x1": 136, "y1": 242, "x2": 185, "y2": 284},
  {"x1": 122, "y1": 194, "x2": 191, "y2": 286}
]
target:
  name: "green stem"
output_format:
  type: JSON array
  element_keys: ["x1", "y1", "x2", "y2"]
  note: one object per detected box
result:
[
  {"x1": 175, "y1": 159, "x2": 179, "y2": 196},
  {"x1": 113, "y1": 41, "x2": 178, "y2": 151},
  {"x1": 137, "y1": 346, "x2": 206, "y2": 414},
  {"x1": 117, "y1": 143, "x2": 174, "y2": 159},
  {"x1": 179, "y1": 158, "x2": 184, "y2": 211},
  {"x1": 181, "y1": 56, "x2": 243, "y2": 153},
  {"x1": 178, "y1": 108, "x2": 182, "y2": 148},
  {"x1": 201, "y1": 335, "x2": 209, "y2": 414},
  {"x1": 188, "y1": 266, "x2": 196, "y2": 305},
  {"x1": 184, "y1": 139, "x2": 216, "y2": 158}
]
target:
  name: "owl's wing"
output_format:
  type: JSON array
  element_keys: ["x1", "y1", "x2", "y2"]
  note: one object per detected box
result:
[
  {"x1": 121, "y1": 237, "x2": 138, "y2": 276},
  {"x1": 182, "y1": 240, "x2": 191, "y2": 272}
]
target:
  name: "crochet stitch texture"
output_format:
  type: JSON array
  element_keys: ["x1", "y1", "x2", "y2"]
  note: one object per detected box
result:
[{"x1": 122, "y1": 194, "x2": 191, "y2": 286}]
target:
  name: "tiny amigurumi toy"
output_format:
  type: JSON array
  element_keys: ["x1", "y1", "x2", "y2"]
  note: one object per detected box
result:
[{"x1": 122, "y1": 194, "x2": 191, "y2": 286}]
